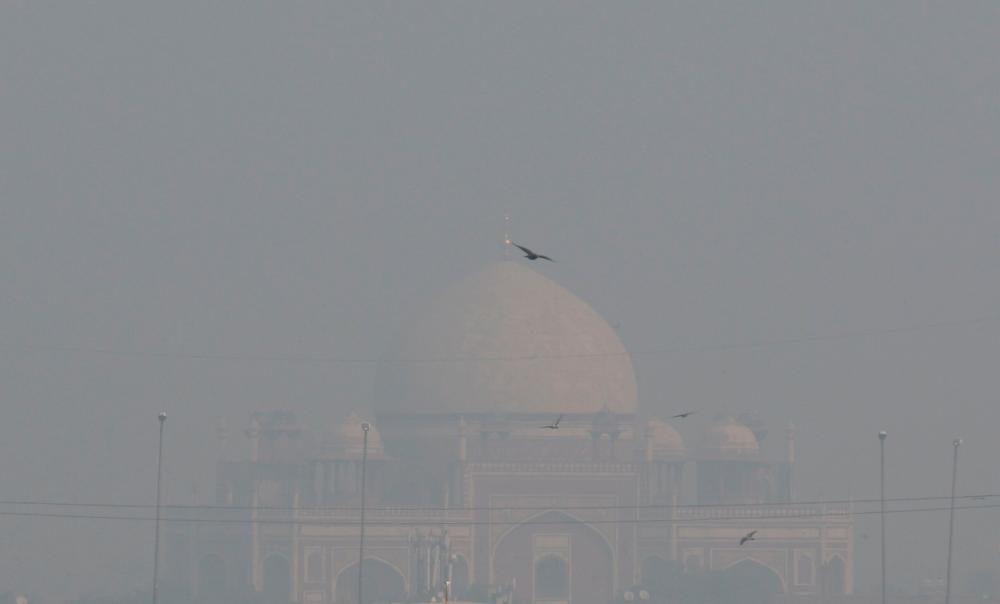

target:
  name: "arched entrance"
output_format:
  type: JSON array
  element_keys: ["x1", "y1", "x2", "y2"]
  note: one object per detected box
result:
[
  {"x1": 796, "y1": 553, "x2": 815, "y2": 587},
  {"x1": 535, "y1": 555, "x2": 569, "y2": 599},
  {"x1": 263, "y1": 555, "x2": 291, "y2": 604},
  {"x1": 821, "y1": 556, "x2": 846, "y2": 595},
  {"x1": 306, "y1": 550, "x2": 325, "y2": 584},
  {"x1": 198, "y1": 554, "x2": 227, "y2": 604},
  {"x1": 450, "y1": 555, "x2": 470, "y2": 599},
  {"x1": 335, "y1": 558, "x2": 406, "y2": 604},
  {"x1": 493, "y1": 511, "x2": 613, "y2": 604},
  {"x1": 720, "y1": 559, "x2": 783, "y2": 604},
  {"x1": 640, "y1": 556, "x2": 678, "y2": 601}
]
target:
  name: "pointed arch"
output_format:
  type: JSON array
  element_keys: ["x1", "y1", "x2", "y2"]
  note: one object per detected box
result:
[
  {"x1": 450, "y1": 554, "x2": 470, "y2": 599},
  {"x1": 262, "y1": 554, "x2": 291, "y2": 604},
  {"x1": 491, "y1": 509, "x2": 615, "y2": 558},
  {"x1": 335, "y1": 557, "x2": 406, "y2": 604},
  {"x1": 197, "y1": 553, "x2": 227, "y2": 603},
  {"x1": 641, "y1": 555, "x2": 678, "y2": 599},
  {"x1": 720, "y1": 558, "x2": 784, "y2": 604},
  {"x1": 795, "y1": 551, "x2": 815, "y2": 586},
  {"x1": 822, "y1": 554, "x2": 846, "y2": 595},
  {"x1": 535, "y1": 554, "x2": 569, "y2": 599},
  {"x1": 492, "y1": 510, "x2": 613, "y2": 604},
  {"x1": 305, "y1": 549, "x2": 325, "y2": 584}
]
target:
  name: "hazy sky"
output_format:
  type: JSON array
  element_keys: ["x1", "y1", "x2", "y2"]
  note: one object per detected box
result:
[{"x1": 2, "y1": 2, "x2": 999, "y2": 600}]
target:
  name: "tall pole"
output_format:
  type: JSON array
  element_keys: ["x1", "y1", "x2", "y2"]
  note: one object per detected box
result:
[
  {"x1": 945, "y1": 438, "x2": 962, "y2": 604},
  {"x1": 358, "y1": 422, "x2": 370, "y2": 604},
  {"x1": 879, "y1": 430, "x2": 888, "y2": 604},
  {"x1": 152, "y1": 412, "x2": 167, "y2": 604},
  {"x1": 246, "y1": 418, "x2": 262, "y2": 591}
]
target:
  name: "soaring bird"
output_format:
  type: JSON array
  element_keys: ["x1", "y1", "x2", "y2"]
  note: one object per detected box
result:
[
  {"x1": 541, "y1": 415, "x2": 563, "y2": 430},
  {"x1": 671, "y1": 411, "x2": 695, "y2": 419},
  {"x1": 512, "y1": 242, "x2": 554, "y2": 262},
  {"x1": 739, "y1": 530, "x2": 758, "y2": 546}
]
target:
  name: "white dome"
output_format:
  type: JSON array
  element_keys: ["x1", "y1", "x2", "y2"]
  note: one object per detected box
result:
[
  {"x1": 646, "y1": 418, "x2": 685, "y2": 456},
  {"x1": 374, "y1": 262, "x2": 637, "y2": 417},
  {"x1": 700, "y1": 416, "x2": 759, "y2": 458}
]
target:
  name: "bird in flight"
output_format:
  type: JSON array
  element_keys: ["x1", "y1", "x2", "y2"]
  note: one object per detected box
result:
[
  {"x1": 671, "y1": 412, "x2": 695, "y2": 419},
  {"x1": 511, "y1": 242, "x2": 554, "y2": 262},
  {"x1": 541, "y1": 414, "x2": 563, "y2": 430},
  {"x1": 739, "y1": 530, "x2": 758, "y2": 546}
]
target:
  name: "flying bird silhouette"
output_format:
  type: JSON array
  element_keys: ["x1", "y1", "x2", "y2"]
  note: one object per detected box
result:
[
  {"x1": 671, "y1": 412, "x2": 695, "y2": 419},
  {"x1": 512, "y1": 242, "x2": 554, "y2": 262},
  {"x1": 739, "y1": 530, "x2": 758, "y2": 546},
  {"x1": 541, "y1": 415, "x2": 563, "y2": 430}
]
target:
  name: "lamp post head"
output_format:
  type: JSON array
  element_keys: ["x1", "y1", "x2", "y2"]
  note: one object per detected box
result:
[
  {"x1": 954, "y1": 438, "x2": 963, "y2": 447},
  {"x1": 159, "y1": 412, "x2": 167, "y2": 422},
  {"x1": 361, "y1": 422, "x2": 370, "y2": 433},
  {"x1": 878, "y1": 431, "x2": 887, "y2": 441}
]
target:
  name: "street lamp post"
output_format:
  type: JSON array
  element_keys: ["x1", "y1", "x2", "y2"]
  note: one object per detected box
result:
[
  {"x1": 357, "y1": 422, "x2": 371, "y2": 604},
  {"x1": 945, "y1": 438, "x2": 962, "y2": 604},
  {"x1": 879, "y1": 430, "x2": 887, "y2": 604},
  {"x1": 152, "y1": 412, "x2": 167, "y2": 604}
]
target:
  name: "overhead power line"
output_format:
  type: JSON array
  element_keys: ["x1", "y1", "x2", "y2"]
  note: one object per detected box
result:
[
  {"x1": 1, "y1": 501, "x2": 999, "y2": 527},
  {"x1": 1, "y1": 492, "x2": 999, "y2": 514}
]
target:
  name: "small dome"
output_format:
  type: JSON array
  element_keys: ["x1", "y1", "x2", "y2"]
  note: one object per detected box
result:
[
  {"x1": 322, "y1": 413, "x2": 385, "y2": 459},
  {"x1": 646, "y1": 418, "x2": 685, "y2": 457},
  {"x1": 700, "y1": 416, "x2": 759, "y2": 458}
]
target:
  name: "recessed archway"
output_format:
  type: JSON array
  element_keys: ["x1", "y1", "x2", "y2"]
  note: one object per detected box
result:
[
  {"x1": 640, "y1": 556, "x2": 677, "y2": 600},
  {"x1": 262, "y1": 554, "x2": 291, "y2": 604},
  {"x1": 822, "y1": 555, "x2": 846, "y2": 595},
  {"x1": 493, "y1": 510, "x2": 613, "y2": 604},
  {"x1": 720, "y1": 559, "x2": 783, "y2": 604},
  {"x1": 450, "y1": 554, "x2": 470, "y2": 599},
  {"x1": 535, "y1": 554, "x2": 569, "y2": 599},
  {"x1": 306, "y1": 550, "x2": 325, "y2": 584},
  {"x1": 197, "y1": 554, "x2": 227, "y2": 604},
  {"x1": 796, "y1": 552, "x2": 815, "y2": 586},
  {"x1": 335, "y1": 557, "x2": 406, "y2": 604}
]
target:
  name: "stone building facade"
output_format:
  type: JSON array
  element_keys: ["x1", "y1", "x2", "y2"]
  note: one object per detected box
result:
[{"x1": 166, "y1": 262, "x2": 852, "y2": 604}]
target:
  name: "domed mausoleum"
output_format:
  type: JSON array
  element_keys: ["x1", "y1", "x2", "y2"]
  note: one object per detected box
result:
[{"x1": 171, "y1": 262, "x2": 853, "y2": 604}]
